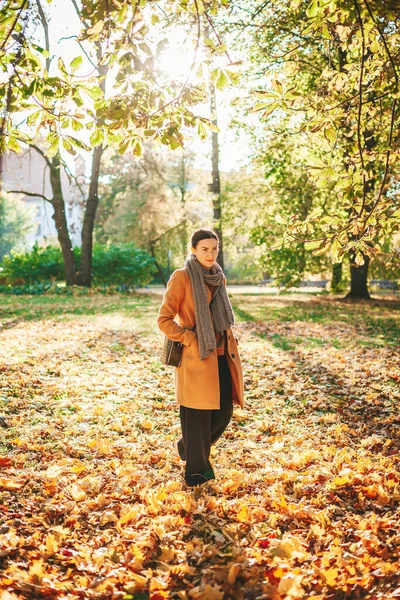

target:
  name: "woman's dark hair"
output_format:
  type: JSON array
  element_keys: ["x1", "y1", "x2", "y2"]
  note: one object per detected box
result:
[{"x1": 190, "y1": 228, "x2": 219, "y2": 249}]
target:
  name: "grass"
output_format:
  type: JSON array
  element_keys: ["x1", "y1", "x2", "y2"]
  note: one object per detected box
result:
[
  {"x1": 231, "y1": 294, "x2": 400, "y2": 348},
  {"x1": 0, "y1": 292, "x2": 157, "y2": 323}
]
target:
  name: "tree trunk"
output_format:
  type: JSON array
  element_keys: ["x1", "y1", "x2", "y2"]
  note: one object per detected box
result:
[
  {"x1": 331, "y1": 262, "x2": 343, "y2": 292},
  {"x1": 75, "y1": 45, "x2": 107, "y2": 286},
  {"x1": 150, "y1": 243, "x2": 167, "y2": 286},
  {"x1": 77, "y1": 145, "x2": 103, "y2": 286},
  {"x1": 179, "y1": 155, "x2": 188, "y2": 254},
  {"x1": 337, "y1": 44, "x2": 372, "y2": 301},
  {"x1": 210, "y1": 82, "x2": 224, "y2": 270},
  {"x1": 346, "y1": 253, "x2": 371, "y2": 299},
  {"x1": 49, "y1": 154, "x2": 78, "y2": 285}
]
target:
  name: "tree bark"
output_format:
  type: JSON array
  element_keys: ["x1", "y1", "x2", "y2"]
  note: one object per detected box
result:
[
  {"x1": 331, "y1": 262, "x2": 343, "y2": 292},
  {"x1": 48, "y1": 154, "x2": 77, "y2": 284},
  {"x1": 150, "y1": 243, "x2": 167, "y2": 287},
  {"x1": 76, "y1": 46, "x2": 107, "y2": 286},
  {"x1": 76, "y1": 145, "x2": 103, "y2": 286},
  {"x1": 76, "y1": 48, "x2": 107, "y2": 286},
  {"x1": 179, "y1": 154, "x2": 188, "y2": 254},
  {"x1": 210, "y1": 82, "x2": 224, "y2": 270},
  {"x1": 346, "y1": 253, "x2": 371, "y2": 299}
]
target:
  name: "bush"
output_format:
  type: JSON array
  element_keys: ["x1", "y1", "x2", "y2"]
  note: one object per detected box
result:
[
  {"x1": 91, "y1": 243, "x2": 156, "y2": 287},
  {"x1": 0, "y1": 244, "x2": 64, "y2": 285},
  {"x1": 0, "y1": 243, "x2": 156, "y2": 288}
]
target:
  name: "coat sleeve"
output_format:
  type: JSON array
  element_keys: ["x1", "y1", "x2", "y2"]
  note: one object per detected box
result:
[{"x1": 157, "y1": 269, "x2": 197, "y2": 347}]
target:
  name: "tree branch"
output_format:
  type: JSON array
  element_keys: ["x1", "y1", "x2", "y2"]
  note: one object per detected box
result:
[
  {"x1": 70, "y1": 0, "x2": 89, "y2": 28},
  {"x1": 35, "y1": 0, "x2": 50, "y2": 71},
  {"x1": 7, "y1": 189, "x2": 52, "y2": 202},
  {"x1": 353, "y1": 0, "x2": 367, "y2": 214},
  {"x1": 60, "y1": 157, "x2": 87, "y2": 200},
  {"x1": 364, "y1": 97, "x2": 397, "y2": 223},
  {"x1": 0, "y1": 0, "x2": 29, "y2": 52},
  {"x1": 150, "y1": 220, "x2": 186, "y2": 246},
  {"x1": 204, "y1": 12, "x2": 233, "y2": 64},
  {"x1": 30, "y1": 143, "x2": 52, "y2": 169},
  {"x1": 363, "y1": 0, "x2": 398, "y2": 89}
]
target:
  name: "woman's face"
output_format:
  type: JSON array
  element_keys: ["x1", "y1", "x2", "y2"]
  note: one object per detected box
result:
[{"x1": 192, "y1": 237, "x2": 219, "y2": 270}]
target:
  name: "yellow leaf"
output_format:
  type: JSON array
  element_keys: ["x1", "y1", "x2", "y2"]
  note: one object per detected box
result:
[
  {"x1": 86, "y1": 20, "x2": 104, "y2": 37},
  {"x1": 71, "y1": 461, "x2": 87, "y2": 474},
  {"x1": 273, "y1": 567, "x2": 286, "y2": 578},
  {"x1": 141, "y1": 420, "x2": 153, "y2": 430},
  {"x1": 333, "y1": 475, "x2": 350, "y2": 487},
  {"x1": 370, "y1": 38, "x2": 380, "y2": 53},
  {"x1": 45, "y1": 464, "x2": 64, "y2": 479},
  {"x1": 325, "y1": 568, "x2": 339, "y2": 586},
  {"x1": 270, "y1": 535, "x2": 308, "y2": 560},
  {"x1": 45, "y1": 533, "x2": 59, "y2": 555},
  {"x1": 88, "y1": 439, "x2": 110, "y2": 454},
  {"x1": 29, "y1": 559, "x2": 44, "y2": 578},
  {"x1": 237, "y1": 505, "x2": 250, "y2": 522},
  {"x1": 346, "y1": 565, "x2": 356, "y2": 575},
  {"x1": 69, "y1": 483, "x2": 86, "y2": 501},
  {"x1": 100, "y1": 510, "x2": 117, "y2": 525},
  {"x1": 273, "y1": 495, "x2": 288, "y2": 509},
  {"x1": 119, "y1": 505, "x2": 139, "y2": 525},
  {"x1": 159, "y1": 546, "x2": 175, "y2": 562}
]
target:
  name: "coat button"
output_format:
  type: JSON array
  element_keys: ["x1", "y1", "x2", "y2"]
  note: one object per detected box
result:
[{"x1": 231, "y1": 353, "x2": 235, "y2": 359}]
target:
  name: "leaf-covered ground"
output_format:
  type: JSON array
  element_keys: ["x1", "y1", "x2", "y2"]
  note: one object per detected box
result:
[{"x1": 0, "y1": 292, "x2": 399, "y2": 600}]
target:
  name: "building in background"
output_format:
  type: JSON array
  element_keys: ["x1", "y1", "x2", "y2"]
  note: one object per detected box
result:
[{"x1": 2, "y1": 147, "x2": 86, "y2": 249}]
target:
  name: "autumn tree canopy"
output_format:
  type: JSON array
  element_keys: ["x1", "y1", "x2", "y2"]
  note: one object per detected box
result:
[{"x1": 0, "y1": 0, "x2": 399, "y2": 293}]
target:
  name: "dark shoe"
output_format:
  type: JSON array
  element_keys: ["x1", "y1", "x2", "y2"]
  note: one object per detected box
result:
[
  {"x1": 175, "y1": 440, "x2": 186, "y2": 461},
  {"x1": 186, "y1": 468, "x2": 215, "y2": 487}
]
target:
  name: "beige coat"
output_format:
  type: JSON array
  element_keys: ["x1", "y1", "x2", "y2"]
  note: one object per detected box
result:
[{"x1": 157, "y1": 267, "x2": 244, "y2": 410}]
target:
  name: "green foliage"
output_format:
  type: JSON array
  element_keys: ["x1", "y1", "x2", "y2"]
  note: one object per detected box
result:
[
  {"x1": 229, "y1": 0, "x2": 400, "y2": 267},
  {"x1": 0, "y1": 282, "x2": 70, "y2": 295},
  {"x1": 221, "y1": 137, "x2": 334, "y2": 287},
  {"x1": 91, "y1": 243, "x2": 156, "y2": 287},
  {"x1": 0, "y1": 243, "x2": 156, "y2": 288},
  {"x1": 0, "y1": 0, "x2": 231, "y2": 157},
  {"x1": 225, "y1": 254, "x2": 263, "y2": 285},
  {"x1": 95, "y1": 147, "x2": 209, "y2": 283},
  {"x1": 1, "y1": 0, "x2": 235, "y2": 289},
  {"x1": 251, "y1": 228, "x2": 312, "y2": 288},
  {"x1": 0, "y1": 244, "x2": 64, "y2": 284}
]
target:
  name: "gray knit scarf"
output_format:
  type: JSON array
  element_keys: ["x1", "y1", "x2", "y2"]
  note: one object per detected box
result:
[{"x1": 185, "y1": 254, "x2": 235, "y2": 360}]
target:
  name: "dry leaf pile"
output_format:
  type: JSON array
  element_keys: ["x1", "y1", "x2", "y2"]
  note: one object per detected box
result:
[{"x1": 0, "y1": 293, "x2": 399, "y2": 600}]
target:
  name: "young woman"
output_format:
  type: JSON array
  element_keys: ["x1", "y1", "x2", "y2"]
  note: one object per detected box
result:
[{"x1": 157, "y1": 228, "x2": 244, "y2": 487}]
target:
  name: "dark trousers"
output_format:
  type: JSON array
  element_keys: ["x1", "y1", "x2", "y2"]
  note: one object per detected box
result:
[{"x1": 177, "y1": 355, "x2": 233, "y2": 485}]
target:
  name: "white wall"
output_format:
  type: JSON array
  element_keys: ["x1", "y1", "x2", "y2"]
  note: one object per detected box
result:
[{"x1": 2, "y1": 147, "x2": 85, "y2": 249}]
